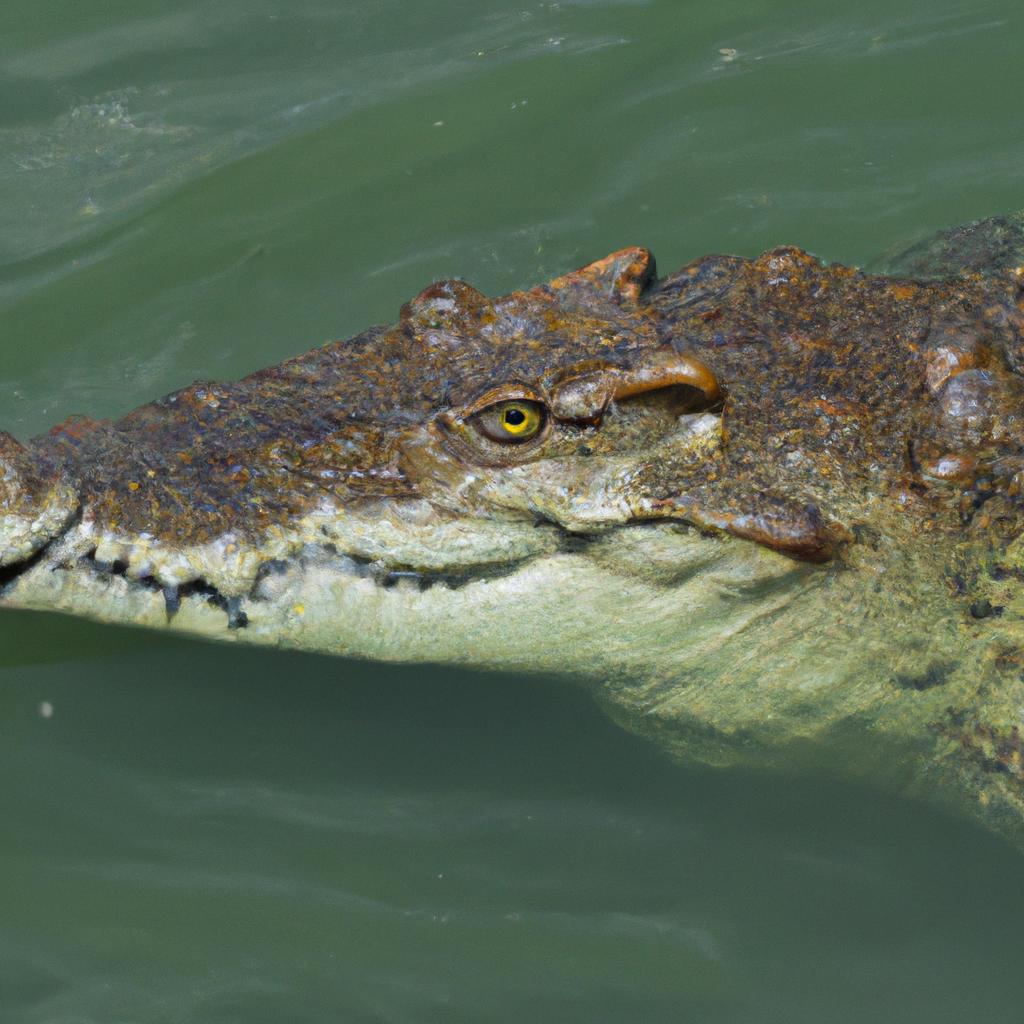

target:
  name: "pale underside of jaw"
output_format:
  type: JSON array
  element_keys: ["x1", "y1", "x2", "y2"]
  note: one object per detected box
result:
[
  {"x1": 1, "y1": 516, "x2": 808, "y2": 669},
  {"x1": 0, "y1": 512, "x2": 827, "y2": 761}
]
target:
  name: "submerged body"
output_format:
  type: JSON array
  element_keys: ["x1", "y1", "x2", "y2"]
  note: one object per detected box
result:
[{"x1": 5, "y1": 215, "x2": 1024, "y2": 842}]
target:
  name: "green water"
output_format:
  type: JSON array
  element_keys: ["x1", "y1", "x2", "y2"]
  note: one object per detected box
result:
[{"x1": 3, "y1": 1, "x2": 1024, "y2": 1020}]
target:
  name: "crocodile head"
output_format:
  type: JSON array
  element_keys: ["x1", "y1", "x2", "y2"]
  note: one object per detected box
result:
[{"x1": 6, "y1": 235, "x2": 1024, "y2": 838}]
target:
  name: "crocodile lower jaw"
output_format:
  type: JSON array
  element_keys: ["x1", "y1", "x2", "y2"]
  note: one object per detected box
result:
[{"x1": 0, "y1": 520, "x2": 809, "y2": 671}]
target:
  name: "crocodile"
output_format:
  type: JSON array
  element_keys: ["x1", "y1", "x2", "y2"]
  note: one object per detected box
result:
[{"x1": 6, "y1": 213, "x2": 1024, "y2": 844}]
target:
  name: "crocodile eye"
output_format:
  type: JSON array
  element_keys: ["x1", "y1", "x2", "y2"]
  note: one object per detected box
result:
[{"x1": 471, "y1": 400, "x2": 546, "y2": 444}]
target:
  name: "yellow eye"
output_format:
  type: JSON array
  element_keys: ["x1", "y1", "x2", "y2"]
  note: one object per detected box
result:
[
  {"x1": 499, "y1": 403, "x2": 538, "y2": 435},
  {"x1": 470, "y1": 399, "x2": 546, "y2": 444}
]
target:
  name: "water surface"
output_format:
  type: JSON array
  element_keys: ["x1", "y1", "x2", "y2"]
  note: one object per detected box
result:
[{"x1": 3, "y1": 1, "x2": 1024, "y2": 1020}]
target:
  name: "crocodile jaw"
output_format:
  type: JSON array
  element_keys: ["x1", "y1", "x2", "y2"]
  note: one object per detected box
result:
[{"x1": 0, "y1": 519, "x2": 805, "y2": 660}]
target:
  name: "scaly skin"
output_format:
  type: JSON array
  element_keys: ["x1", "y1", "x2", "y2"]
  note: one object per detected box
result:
[{"x1": 5, "y1": 217, "x2": 1024, "y2": 844}]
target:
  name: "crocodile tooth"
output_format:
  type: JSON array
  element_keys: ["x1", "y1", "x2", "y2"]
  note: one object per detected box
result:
[{"x1": 163, "y1": 585, "x2": 181, "y2": 621}]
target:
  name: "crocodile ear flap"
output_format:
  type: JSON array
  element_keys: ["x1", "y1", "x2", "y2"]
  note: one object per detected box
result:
[
  {"x1": 546, "y1": 247, "x2": 656, "y2": 307},
  {"x1": 400, "y1": 279, "x2": 492, "y2": 340}
]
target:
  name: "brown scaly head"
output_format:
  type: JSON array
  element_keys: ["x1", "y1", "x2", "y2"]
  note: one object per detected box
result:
[{"x1": 6, "y1": 220, "x2": 1024, "y2": 843}]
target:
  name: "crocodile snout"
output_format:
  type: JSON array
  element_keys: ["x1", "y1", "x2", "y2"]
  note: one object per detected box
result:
[{"x1": 0, "y1": 432, "x2": 77, "y2": 570}]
